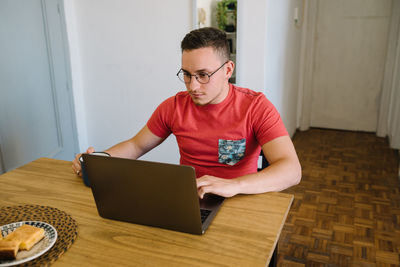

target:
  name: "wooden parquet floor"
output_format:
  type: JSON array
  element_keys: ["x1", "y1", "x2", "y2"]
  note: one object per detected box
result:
[{"x1": 279, "y1": 128, "x2": 400, "y2": 267}]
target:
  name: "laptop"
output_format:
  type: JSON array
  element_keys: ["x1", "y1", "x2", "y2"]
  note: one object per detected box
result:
[{"x1": 82, "y1": 154, "x2": 225, "y2": 235}]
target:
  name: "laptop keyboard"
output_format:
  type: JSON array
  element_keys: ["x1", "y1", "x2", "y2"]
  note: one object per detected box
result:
[{"x1": 200, "y1": 209, "x2": 212, "y2": 223}]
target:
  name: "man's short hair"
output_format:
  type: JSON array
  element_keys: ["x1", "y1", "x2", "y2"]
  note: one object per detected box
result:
[{"x1": 181, "y1": 27, "x2": 230, "y2": 62}]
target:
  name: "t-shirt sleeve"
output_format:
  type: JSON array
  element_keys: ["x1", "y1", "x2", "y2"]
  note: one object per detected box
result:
[
  {"x1": 146, "y1": 96, "x2": 175, "y2": 139},
  {"x1": 252, "y1": 94, "x2": 289, "y2": 146}
]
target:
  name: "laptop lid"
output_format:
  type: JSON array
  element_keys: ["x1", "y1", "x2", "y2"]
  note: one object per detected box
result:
[{"x1": 82, "y1": 154, "x2": 224, "y2": 235}]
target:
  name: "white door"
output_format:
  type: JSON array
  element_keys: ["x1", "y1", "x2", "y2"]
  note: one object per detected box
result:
[
  {"x1": 306, "y1": 0, "x2": 392, "y2": 131},
  {"x1": 0, "y1": 0, "x2": 78, "y2": 172}
]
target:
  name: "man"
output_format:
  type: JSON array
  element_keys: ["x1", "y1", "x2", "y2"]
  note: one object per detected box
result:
[{"x1": 72, "y1": 27, "x2": 301, "y2": 198}]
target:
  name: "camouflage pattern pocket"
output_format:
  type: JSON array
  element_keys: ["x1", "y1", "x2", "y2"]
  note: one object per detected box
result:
[{"x1": 218, "y1": 139, "x2": 246, "y2": 166}]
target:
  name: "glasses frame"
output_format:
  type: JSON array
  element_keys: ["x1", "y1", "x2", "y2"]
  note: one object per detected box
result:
[{"x1": 176, "y1": 61, "x2": 229, "y2": 84}]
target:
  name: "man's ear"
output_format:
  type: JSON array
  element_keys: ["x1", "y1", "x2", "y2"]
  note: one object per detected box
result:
[{"x1": 225, "y1": 60, "x2": 235, "y2": 79}]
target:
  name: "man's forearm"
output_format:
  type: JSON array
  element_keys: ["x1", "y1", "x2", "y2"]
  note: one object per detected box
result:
[
  {"x1": 235, "y1": 158, "x2": 301, "y2": 194},
  {"x1": 104, "y1": 126, "x2": 165, "y2": 160},
  {"x1": 105, "y1": 139, "x2": 143, "y2": 159},
  {"x1": 196, "y1": 157, "x2": 301, "y2": 199}
]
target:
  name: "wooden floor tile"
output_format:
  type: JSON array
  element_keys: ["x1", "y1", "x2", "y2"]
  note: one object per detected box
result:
[{"x1": 278, "y1": 128, "x2": 400, "y2": 267}]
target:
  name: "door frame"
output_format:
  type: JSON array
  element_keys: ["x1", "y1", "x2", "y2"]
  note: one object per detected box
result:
[
  {"x1": 0, "y1": 0, "x2": 79, "y2": 172},
  {"x1": 298, "y1": 0, "x2": 318, "y2": 131},
  {"x1": 45, "y1": 0, "x2": 79, "y2": 157},
  {"x1": 377, "y1": 0, "x2": 400, "y2": 138},
  {"x1": 44, "y1": 0, "x2": 79, "y2": 158}
]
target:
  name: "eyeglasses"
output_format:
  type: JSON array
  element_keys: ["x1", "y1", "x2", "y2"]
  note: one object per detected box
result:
[{"x1": 176, "y1": 61, "x2": 229, "y2": 84}]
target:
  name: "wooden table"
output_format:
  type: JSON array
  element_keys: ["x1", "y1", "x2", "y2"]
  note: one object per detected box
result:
[{"x1": 0, "y1": 158, "x2": 293, "y2": 266}]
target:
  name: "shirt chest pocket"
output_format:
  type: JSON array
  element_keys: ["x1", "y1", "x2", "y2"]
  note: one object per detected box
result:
[{"x1": 218, "y1": 139, "x2": 246, "y2": 166}]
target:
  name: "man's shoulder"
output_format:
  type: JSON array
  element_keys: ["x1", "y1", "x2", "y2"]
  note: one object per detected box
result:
[
  {"x1": 160, "y1": 91, "x2": 189, "y2": 105},
  {"x1": 231, "y1": 84, "x2": 266, "y2": 103},
  {"x1": 175, "y1": 91, "x2": 190, "y2": 99}
]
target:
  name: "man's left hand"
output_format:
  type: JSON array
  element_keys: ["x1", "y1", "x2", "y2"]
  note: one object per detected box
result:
[{"x1": 196, "y1": 175, "x2": 239, "y2": 199}]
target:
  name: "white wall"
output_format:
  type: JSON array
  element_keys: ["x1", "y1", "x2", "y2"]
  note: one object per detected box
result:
[
  {"x1": 65, "y1": 0, "x2": 191, "y2": 163},
  {"x1": 236, "y1": 0, "x2": 268, "y2": 91},
  {"x1": 265, "y1": 0, "x2": 303, "y2": 137},
  {"x1": 64, "y1": 0, "x2": 303, "y2": 164},
  {"x1": 237, "y1": 0, "x2": 303, "y2": 137}
]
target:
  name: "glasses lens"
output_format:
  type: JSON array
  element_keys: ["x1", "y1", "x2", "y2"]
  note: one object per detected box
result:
[
  {"x1": 177, "y1": 71, "x2": 190, "y2": 83},
  {"x1": 196, "y1": 73, "x2": 210, "y2": 84},
  {"x1": 177, "y1": 70, "x2": 211, "y2": 84}
]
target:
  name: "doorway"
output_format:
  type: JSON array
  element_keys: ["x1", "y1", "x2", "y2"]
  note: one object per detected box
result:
[
  {"x1": 194, "y1": 0, "x2": 237, "y2": 83},
  {"x1": 300, "y1": 0, "x2": 392, "y2": 132},
  {"x1": 0, "y1": 0, "x2": 78, "y2": 173}
]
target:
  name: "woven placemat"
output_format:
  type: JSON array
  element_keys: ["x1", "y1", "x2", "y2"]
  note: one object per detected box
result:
[{"x1": 0, "y1": 205, "x2": 78, "y2": 266}]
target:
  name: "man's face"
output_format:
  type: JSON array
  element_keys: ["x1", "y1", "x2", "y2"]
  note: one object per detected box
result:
[{"x1": 181, "y1": 47, "x2": 233, "y2": 106}]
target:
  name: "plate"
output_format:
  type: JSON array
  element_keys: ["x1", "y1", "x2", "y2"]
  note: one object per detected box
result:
[{"x1": 0, "y1": 221, "x2": 57, "y2": 266}]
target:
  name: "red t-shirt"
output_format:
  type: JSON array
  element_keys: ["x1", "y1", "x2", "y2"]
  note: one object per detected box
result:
[{"x1": 147, "y1": 84, "x2": 288, "y2": 178}]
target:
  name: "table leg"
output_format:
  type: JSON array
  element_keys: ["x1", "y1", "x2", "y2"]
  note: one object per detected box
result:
[{"x1": 268, "y1": 245, "x2": 278, "y2": 267}]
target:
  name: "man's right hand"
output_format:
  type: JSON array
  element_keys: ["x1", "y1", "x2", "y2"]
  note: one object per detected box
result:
[
  {"x1": 72, "y1": 147, "x2": 95, "y2": 176},
  {"x1": 70, "y1": 126, "x2": 165, "y2": 177}
]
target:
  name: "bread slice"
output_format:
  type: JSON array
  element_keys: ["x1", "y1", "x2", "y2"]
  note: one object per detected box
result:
[
  {"x1": 5, "y1": 225, "x2": 45, "y2": 250},
  {"x1": 0, "y1": 240, "x2": 20, "y2": 260}
]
